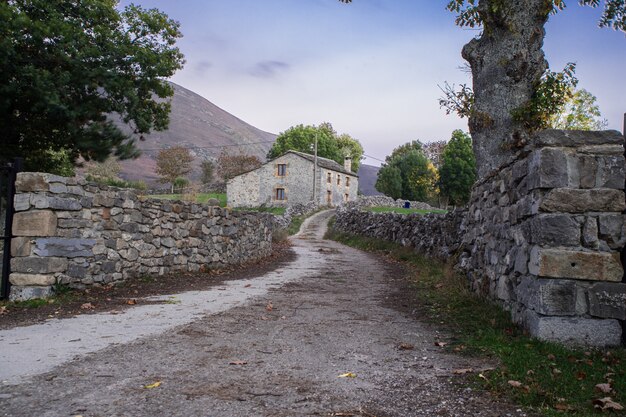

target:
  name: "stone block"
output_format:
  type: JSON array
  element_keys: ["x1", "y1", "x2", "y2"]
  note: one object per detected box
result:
[
  {"x1": 13, "y1": 193, "x2": 31, "y2": 211},
  {"x1": 12, "y1": 210, "x2": 57, "y2": 237},
  {"x1": 528, "y1": 147, "x2": 569, "y2": 189},
  {"x1": 31, "y1": 195, "x2": 82, "y2": 211},
  {"x1": 524, "y1": 310, "x2": 622, "y2": 347},
  {"x1": 11, "y1": 256, "x2": 68, "y2": 274},
  {"x1": 588, "y1": 282, "x2": 626, "y2": 320},
  {"x1": 10, "y1": 237, "x2": 32, "y2": 257},
  {"x1": 528, "y1": 214, "x2": 580, "y2": 246},
  {"x1": 33, "y1": 238, "x2": 96, "y2": 258},
  {"x1": 533, "y1": 129, "x2": 624, "y2": 147},
  {"x1": 66, "y1": 264, "x2": 88, "y2": 278},
  {"x1": 596, "y1": 155, "x2": 625, "y2": 189},
  {"x1": 581, "y1": 217, "x2": 599, "y2": 249},
  {"x1": 9, "y1": 273, "x2": 56, "y2": 286},
  {"x1": 529, "y1": 247, "x2": 622, "y2": 282},
  {"x1": 15, "y1": 173, "x2": 49, "y2": 192},
  {"x1": 9, "y1": 285, "x2": 54, "y2": 301},
  {"x1": 597, "y1": 214, "x2": 626, "y2": 248},
  {"x1": 48, "y1": 183, "x2": 68, "y2": 194},
  {"x1": 577, "y1": 144, "x2": 624, "y2": 155},
  {"x1": 540, "y1": 188, "x2": 625, "y2": 213},
  {"x1": 517, "y1": 278, "x2": 578, "y2": 316},
  {"x1": 578, "y1": 156, "x2": 598, "y2": 189}
]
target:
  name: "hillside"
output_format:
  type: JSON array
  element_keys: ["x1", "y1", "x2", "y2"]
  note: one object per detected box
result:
[
  {"x1": 357, "y1": 164, "x2": 383, "y2": 196},
  {"x1": 116, "y1": 82, "x2": 276, "y2": 183}
]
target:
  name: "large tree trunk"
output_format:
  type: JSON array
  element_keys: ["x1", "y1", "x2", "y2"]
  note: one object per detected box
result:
[{"x1": 463, "y1": 0, "x2": 552, "y2": 178}]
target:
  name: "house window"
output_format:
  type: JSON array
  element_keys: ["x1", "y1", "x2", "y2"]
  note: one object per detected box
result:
[
  {"x1": 277, "y1": 164, "x2": 286, "y2": 176},
  {"x1": 337, "y1": 175, "x2": 341, "y2": 186},
  {"x1": 344, "y1": 193, "x2": 349, "y2": 202},
  {"x1": 346, "y1": 177, "x2": 350, "y2": 187},
  {"x1": 327, "y1": 172, "x2": 332, "y2": 183},
  {"x1": 276, "y1": 188, "x2": 286, "y2": 200},
  {"x1": 326, "y1": 190, "x2": 332, "y2": 204}
]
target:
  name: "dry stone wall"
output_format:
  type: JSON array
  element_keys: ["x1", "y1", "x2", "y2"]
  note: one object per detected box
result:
[
  {"x1": 9, "y1": 173, "x2": 273, "y2": 300},
  {"x1": 335, "y1": 130, "x2": 626, "y2": 347}
]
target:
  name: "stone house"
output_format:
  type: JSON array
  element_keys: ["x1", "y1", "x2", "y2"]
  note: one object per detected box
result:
[{"x1": 227, "y1": 151, "x2": 359, "y2": 207}]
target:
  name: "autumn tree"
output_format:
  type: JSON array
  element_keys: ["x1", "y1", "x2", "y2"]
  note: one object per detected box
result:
[
  {"x1": 341, "y1": 0, "x2": 625, "y2": 178},
  {"x1": 444, "y1": 0, "x2": 626, "y2": 177},
  {"x1": 439, "y1": 130, "x2": 476, "y2": 206},
  {"x1": 549, "y1": 88, "x2": 608, "y2": 130},
  {"x1": 155, "y1": 147, "x2": 194, "y2": 193},
  {"x1": 217, "y1": 151, "x2": 262, "y2": 182},
  {"x1": 267, "y1": 123, "x2": 364, "y2": 172},
  {"x1": 0, "y1": 0, "x2": 185, "y2": 173}
]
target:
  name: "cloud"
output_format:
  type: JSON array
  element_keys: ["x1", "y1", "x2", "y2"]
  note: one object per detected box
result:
[
  {"x1": 194, "y1": 61, "x2": 213, "y2": 74},
  {"x1": 249, "y1": 60, "x2": 290, "y2": 78}
]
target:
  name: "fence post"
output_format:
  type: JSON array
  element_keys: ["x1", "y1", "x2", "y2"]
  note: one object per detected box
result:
[{"x1": 1, "y1": 158, "x2": 23, "y2": 299}]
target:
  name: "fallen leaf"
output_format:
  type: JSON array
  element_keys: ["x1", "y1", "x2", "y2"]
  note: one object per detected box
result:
[
  {"x1": 338, "y1": 372, "x2": 356, "y2": 378},
  {"x1": 266, "y1": 302, "x2": 273, "y2": 312},
  {"x1": 575, "y1": 371, "x2": 587, "y2": 381},
  {"x1": 260, "y1": 315, "x2": 269, "y2": 321},
  {"x1": 527, "y1": 370, "x2": 535, "y2": 376},
  {"x1": 478, "y1": 373, "x2": 488, "y2": 381},
  {"x1": 0, "y1": 306, "x2": 7, "y2": 315},
  {"x1": 508, "y1": 380, "x2": 522, "y2": 388},
  {"x1": 434, "y1": 283, "x2": 444, "y2": 289},
  {"x1": 554, "y1": 403, "x2": 574, "y2": 411},
  {"x1": 595, "y1": 383, "x2": 612, "y2": 393},
  {"x1": 434, "y1": 341, "x2": 448, "y2": 347},
  {"x1": 547, "y1": 354, "x2": 556, "y2": 361},
  {"x1": 80, "y1": 303, "x2": 95, "y2": 310},
  {"x1": 593, "y1": 397, "x2": 624, "y2": 411},
  {"x1": 229, "y1": 360, "x2": 248, "y2": 365},
  {"x1": 453, "y1": 368, "x2": 473, "y2": 375},
  {"x1": 399, "y1": 343, "x2": 414, "y2": 350},
  {"x1": 552, "y1": 368, "x2": 562, "y2": 375},
  {"x1": 144, "y1": 381, "x2": 162, "y2": 389},
  {"x1": 244, "y1": 284, "x2": 251, "y2": 288},
  {"x1": 126, "y1": 299, "x2": 137, "y2": 305}
]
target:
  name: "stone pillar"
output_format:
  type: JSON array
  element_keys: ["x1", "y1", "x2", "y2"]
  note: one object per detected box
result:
[{"x1": 479, "y1": 130, "x2": 626, "y2": 346}]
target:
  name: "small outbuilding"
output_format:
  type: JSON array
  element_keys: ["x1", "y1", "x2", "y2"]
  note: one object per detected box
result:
[{"x1": 227, "y1": 151, "x2": 359, "y2": 207}]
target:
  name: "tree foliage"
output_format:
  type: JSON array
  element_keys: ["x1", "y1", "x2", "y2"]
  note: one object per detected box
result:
[
  {"x1": 375, "y1": 141, "x2": 438, "y2": 202},
  {"x1": 439, "y1": 130, "x2": 476, "y2": 206},
  {"x1": 0, "y1": 0, "x2": 185, "y2": 173},
  {"x1": 200, "y1": 160, "x2": 215, "y2": 185},
  {"x1": 85, "y1": 157, "x2": 122, "y2": 180},
  {"x1": 217, "y1": 151, "x2": 262, "y2": 182},
  {"x1": 549, "y1": 88, "x2": 608, "y2": 130},
  {"x1": 446, "y1": 0, "x2": 626, "y2": 32},
  {"x1": 267, "y1": 123, "x2": 364, "y2": 172},
  {"x1": 156, "y1": 147, "x2": 194, "y2": 192}
]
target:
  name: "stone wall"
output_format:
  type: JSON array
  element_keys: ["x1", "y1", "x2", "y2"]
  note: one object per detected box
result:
[
  {"x1": 334, "y1": 130, "x2": 626, "y2": 347},
  {"x1": 9, "y1": 173, "x2": 273, "y2": 300},
  {"x1": 351, "y1": 195, "x2": 438, "y2": 211}
]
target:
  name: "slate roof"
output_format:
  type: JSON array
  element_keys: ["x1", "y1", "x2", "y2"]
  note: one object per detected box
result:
[{"x1": 285, "y1": 151, "x2": 358, "y2": 177}]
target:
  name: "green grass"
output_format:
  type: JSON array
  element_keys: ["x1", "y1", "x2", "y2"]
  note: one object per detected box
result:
[
  {"x1": 234, "y1": 206, "x2": 286, "y2": 215},
  {"x1": 325, "y1": 224, "x2": 625, "y2": 416},
  {"x1": 366, "y1": 206, "x2": 448, "y2": 215},
  {"x1": 149, "y1": 193, "x2": 226, "y2": 206},
  {"x1": 287, "y1": 215, "x2": 306, "y2": 235}
]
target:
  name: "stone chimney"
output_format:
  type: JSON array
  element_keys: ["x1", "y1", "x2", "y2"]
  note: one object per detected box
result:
[{"x1": 344, "y1": 156, "x2": 352, "y2": 173}]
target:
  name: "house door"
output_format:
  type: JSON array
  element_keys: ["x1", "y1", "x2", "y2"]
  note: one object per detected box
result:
[{"x1": 326, "y1": 190, "x2": 332, "y2": 205}]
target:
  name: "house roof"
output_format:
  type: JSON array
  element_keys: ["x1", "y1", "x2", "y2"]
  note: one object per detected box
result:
[{"x1": 285, "y1": 151, "x2": 357, "y2": 177}]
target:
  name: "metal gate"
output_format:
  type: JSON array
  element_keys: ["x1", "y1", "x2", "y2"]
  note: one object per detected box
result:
[{"x1": 0, "y1": 158, "x2": 23, "y2": 300}]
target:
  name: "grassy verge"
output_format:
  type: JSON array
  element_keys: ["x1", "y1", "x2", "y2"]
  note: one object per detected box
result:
[
  {"x1": 366, "y1": 206, "x2": 448, "y2": 215},
  {"x1": 149, "y1": 193, "x2": 226, "y2": 206},
  {"x1": 234, "y1": 207, "x2": 286, "y2": 215},
  {"x1": 325, "y1": 224, "x2": 625, "y2": 416}
]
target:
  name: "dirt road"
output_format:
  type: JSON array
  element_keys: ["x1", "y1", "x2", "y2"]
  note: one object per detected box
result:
[{"x1": 0, "y1": 210, "x2": 531, "y2": 416}]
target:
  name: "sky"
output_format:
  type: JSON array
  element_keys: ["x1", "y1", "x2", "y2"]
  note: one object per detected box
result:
[{"x1": 119, "y1": 0, "x2": 626, "y2": 166}]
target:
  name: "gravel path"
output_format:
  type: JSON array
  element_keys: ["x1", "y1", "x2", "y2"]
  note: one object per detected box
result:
[{"x1": 0, "y1": 210, "x2": 532, "y2": 416}]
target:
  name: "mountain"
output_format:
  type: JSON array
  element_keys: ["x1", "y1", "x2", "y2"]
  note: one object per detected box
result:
[
  {"x1": 117, "y1": 82, "x2": 276, "y2": 183},
  {"x1": 357, "y1": 164, "x2": 383, "y2": 196}
]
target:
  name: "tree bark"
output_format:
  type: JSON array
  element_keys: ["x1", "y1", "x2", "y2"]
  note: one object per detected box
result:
[{"x1": 463, "y1": 0, "x2": 552, "y2": 178}]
